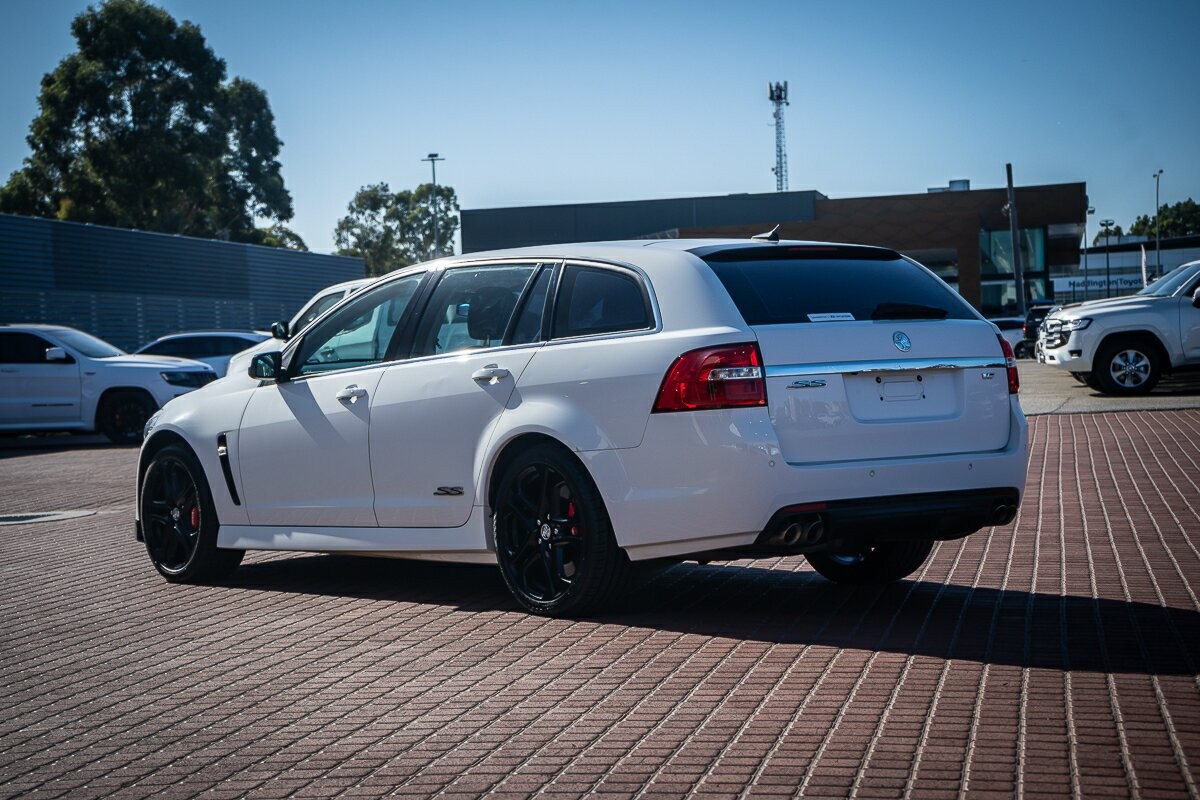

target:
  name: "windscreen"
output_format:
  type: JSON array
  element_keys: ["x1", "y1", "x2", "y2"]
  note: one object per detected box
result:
[
  {"x1": 55, "y1": 329, "x2": 125, "y2": 357},
  {"x1": 1136, "y1": 262, "x2": 1200, "y2": 297},
  {"x1": 702, "y1": 249, "x2": 976, "y2": 326}
]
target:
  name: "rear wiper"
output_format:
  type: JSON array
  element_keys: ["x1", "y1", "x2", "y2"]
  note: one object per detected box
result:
[{"x1": 870, "y1": 302, "x2": 949, "y2": 320}]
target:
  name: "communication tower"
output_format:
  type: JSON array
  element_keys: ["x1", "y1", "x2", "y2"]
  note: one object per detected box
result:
[{"x1": 768, "y1": 81, "x2": 789, "y2": 192}]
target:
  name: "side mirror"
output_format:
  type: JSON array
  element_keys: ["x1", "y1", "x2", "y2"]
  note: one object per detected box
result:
[
  {"x1": 1193, "y1": 287, "x2": 1200, "y2": 308},
  {"x1": 248, "y1": 351, "x2": 288, "y2": 382},
  {"x1": 44, "y1": 346, "x2": 71, "y2": 362},
  {"x1": 270, "y1": 320, "x2": 291, "y2": 340}
]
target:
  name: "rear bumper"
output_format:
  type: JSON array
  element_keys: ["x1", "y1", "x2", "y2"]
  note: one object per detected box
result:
[
  {"x1": 758, "y1": 487, "x2": 1019, "y2": 549},
  {"x1": 586, "y1": 399, "x2": 1029, "y2": 561}
]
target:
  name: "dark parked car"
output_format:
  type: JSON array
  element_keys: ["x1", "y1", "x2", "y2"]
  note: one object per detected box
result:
[{"x1": 1023, "y1": 303, "x2": 1057, "y2": 358}]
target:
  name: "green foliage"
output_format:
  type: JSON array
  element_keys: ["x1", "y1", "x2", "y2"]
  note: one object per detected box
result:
[
  {"x1": 334, "y1": 182, "x2": 460, "y2": 277},
  {"x1": 253, "y1": 225, "x2": 308, "y2": 251},
  {"x1": 1129, "y1": 198, "x2": 1200, "y2": 239},
  {"x1": 0, "y1": 0, "x2": 293, "y2": 243}
]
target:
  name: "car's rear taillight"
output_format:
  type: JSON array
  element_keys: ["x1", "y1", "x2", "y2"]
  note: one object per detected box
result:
[
  {"x1": 998, "y1": 335, "x2": 1019, "y2": 394},
  {"x1": 653, "y1": 343, "x2": 767, "y2": 412}
]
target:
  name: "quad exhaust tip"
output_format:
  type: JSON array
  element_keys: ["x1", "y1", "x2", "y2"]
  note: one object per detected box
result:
[{"x1": 776, "y1": 516, "x2": 825, "y2": 548}]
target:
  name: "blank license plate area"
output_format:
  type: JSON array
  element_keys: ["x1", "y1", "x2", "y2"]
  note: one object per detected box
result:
[{"x1": 845, "y1": 370, "x2": 961, "y2": 421}]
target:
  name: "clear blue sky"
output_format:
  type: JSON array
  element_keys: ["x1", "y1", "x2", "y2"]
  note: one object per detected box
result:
[{"x1": 2, "y1": 0, "x2": 1198, "y2": 254}]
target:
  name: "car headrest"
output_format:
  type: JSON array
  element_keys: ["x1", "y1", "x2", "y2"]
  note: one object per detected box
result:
[{"x1": 467, "y1": 287, "x2": 516, "y2": 341}]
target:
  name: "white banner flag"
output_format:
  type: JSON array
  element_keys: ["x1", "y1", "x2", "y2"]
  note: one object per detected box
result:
[{"x1": 1141, "y1": 244, "x2": 1148, "y2": 287}]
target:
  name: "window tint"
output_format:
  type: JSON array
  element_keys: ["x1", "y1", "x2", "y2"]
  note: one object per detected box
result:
[
  {"x1": 0, "y1": 332, "x2": 54, "y2": 364},
  {"x1": 552, "y1": 266, "x2": 650, "y2": 338},
  {"x1": 703, "y1": 252, "x2": 975, "y2": 325},
  {"x1": 411, "y1": 264, "x2": 538, "y2": 357},
  {"x1": 212, "y1": 336, "x2": 258, "y2": 356},
  {"x1": 144, "y1": 338, "x2": 207, "y2": 358},
  {"x1": 510, "y1": 266, "x2": 553, "y2": 345},
  {"x1": 293, "y1": 273, "x2": 423, "y2": 376}
]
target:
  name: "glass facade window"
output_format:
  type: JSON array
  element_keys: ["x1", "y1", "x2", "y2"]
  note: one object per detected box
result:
[
  {"x1": 980, "y1": 228, "x2": 1046, "y2": 275},
  {"x1": 978, "y1": 228, "x2": 1049, "y2": 316}
]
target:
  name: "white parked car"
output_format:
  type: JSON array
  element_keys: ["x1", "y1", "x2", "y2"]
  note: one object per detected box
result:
[
  {"x1": 134, "y1": 330, "x2": 271, "y2": 377},
  {"x1": 988, "y1": 317, "x2": 1027, "y2": 358},
  {"x1": 0, "y1": 324, "x2": 216, "y2": 443},
  {"x1": 137, "y1": 240, "x2": 1029, "y2": 615},
  {"x1": 225, "y1": 277, "x2": 373, "y2": 379},
  {"x1": 1038, "y1": 260, "x2": 1200, "y2": 394}
]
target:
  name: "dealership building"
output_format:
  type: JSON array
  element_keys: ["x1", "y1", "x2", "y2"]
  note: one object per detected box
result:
[{"x1": 462, "y1": 181, "x2": 1089, "y2": 317}]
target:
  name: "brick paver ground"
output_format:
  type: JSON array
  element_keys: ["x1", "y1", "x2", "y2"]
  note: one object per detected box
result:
[{"x1": 1, "y1": 411, "x2": 1198, "y2": 799}]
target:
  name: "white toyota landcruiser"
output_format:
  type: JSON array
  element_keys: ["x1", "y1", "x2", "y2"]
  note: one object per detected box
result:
[{"x1": 1038, "y1": 260, "x2": 1200, "y2": 394}]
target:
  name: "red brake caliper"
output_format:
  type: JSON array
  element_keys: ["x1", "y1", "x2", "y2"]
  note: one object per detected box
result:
[
  {"x1": 568, "y1": 501, "x2": 579, "y2": 536},
  {"x1": 190, "y1": 506, "x2": 200, "y2": 530}
]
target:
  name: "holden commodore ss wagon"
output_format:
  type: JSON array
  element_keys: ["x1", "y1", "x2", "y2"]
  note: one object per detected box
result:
[{"x1": 136, "y1": 238, "x2": 1028, "y2": 615}]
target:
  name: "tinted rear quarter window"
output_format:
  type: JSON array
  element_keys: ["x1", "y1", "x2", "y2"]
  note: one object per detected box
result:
[
  {"x1": 702, "y1": 248, "x2": 975, "y2": 325},
  {"x1": 553, "y1": 265, "x2": 650, "y2": 338}
]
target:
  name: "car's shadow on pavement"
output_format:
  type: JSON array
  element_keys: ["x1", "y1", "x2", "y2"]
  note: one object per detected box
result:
[{"x1": 226, "y1": 554, "x2": 1198, "y2": 677}]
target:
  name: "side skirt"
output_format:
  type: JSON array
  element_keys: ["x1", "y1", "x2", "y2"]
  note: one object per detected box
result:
[{"x1": 217, "y1": 505, "x2": 491, "y2": 559}]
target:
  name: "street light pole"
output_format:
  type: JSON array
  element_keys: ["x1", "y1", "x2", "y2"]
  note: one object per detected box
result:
[
  {"x1": 1100, "y1": 218, "x2": 1115, "y2": 298},
  {"x1": 1153, "y1": 169, "x2": 1163, "y2": 279},
  {"x1": 421, "y1": 153, "x2": 445, "y2": 259},
  {"x1": 1083, "y1": 205, "x2": 1095, "y2": 300}
]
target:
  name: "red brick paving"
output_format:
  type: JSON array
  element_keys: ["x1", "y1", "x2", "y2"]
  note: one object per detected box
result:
[{"x1": 1, "y1": 411, "x2": 1198, "y2": 798}]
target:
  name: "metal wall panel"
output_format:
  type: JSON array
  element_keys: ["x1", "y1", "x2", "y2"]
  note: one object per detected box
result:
[
  {"x1": 1, "y1": 213, "x2": 364, "y2": 351},
  {"x1": 461, "y1": 190, "x2": 825, "y2": 252}
]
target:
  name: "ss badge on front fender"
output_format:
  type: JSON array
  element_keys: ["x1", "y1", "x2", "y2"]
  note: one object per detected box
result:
[{"x1": 434, "y1": 486, "x2": 464, "y2": 496}]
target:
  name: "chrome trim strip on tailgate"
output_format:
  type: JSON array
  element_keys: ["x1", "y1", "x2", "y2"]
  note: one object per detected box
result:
[{"x1": 766, "y1": 357, "x2": 1006, "y2": 378}]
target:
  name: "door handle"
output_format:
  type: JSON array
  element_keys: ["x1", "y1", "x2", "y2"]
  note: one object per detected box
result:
[
  {"x1": 472, "y1": 366, "x2": 510, "y2": 384},
  {"x1": 336, "y1": 385, "x2": 368, "y2": 404}
]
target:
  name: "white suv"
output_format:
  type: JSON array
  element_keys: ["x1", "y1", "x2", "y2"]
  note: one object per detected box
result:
[
  {"x1": 136, "y1": 240, "x2": 1028, "y2": 615},
  {"x1": 225, "y1": 278, "x2": 373, "y2": 379},
  {"x1": 1038, "y1": 260, "x2": 1200, "y2": 394},
  {"x1": 1, "y1": 324, "x2": 216, "y2": 443}
]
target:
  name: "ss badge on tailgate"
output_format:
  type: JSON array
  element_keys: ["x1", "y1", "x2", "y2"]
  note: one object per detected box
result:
[{"x1": 788, "y1": 379, "x2": 827, "y2": 389}]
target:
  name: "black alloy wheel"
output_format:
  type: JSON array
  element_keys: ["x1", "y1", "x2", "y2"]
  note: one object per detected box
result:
[
  {"x1": 99, "y1": 391, "x2": 156, "y2": 444},
  {"x1": 493, "y1": 444, "x2": 627, "y2": 616},
  {"x1": 141, "y1": 444, "x2": 243, "y2": 581}
]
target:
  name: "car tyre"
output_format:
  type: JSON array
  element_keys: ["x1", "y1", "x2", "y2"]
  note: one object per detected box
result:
[
  {"x1": 141, "y1": 444, "x2": 244, "y2": 582},
  {"x1": 806, "y1": 539, "x2": 933, "y2": 584},
  {"x1": 98, "y1": 390, "x2": 157, "y2": 444},
  {"x1": 1092, "y1": 339, "x2": 1161, "y2": 395},
  {"x1": 493, "y1": 443, "x2": 629, "y2": 616}
]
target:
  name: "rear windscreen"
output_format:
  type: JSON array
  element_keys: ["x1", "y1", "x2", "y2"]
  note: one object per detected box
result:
[{"x1": 702, "y1": 252, "x2": 975, "y2": 326}]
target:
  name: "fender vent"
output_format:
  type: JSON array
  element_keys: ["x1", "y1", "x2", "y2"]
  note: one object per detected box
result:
[{"x1": 217, "y1": 433, "x2": 241, "y2": 506}]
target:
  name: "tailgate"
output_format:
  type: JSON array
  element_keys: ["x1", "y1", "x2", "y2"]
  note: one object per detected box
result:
[{"x1": 756, "y1": 319, "x2": 1011, "y2": 464}]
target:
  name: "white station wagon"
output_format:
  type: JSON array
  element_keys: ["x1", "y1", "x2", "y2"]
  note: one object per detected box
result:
[{"x1": 137, "y1": 239, "x2": 1029, "y2": 615}]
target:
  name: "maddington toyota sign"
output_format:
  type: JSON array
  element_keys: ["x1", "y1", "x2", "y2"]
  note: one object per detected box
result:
[{"x1": 1053, "y1": 274, "x2": 1149, "y2": 297}]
